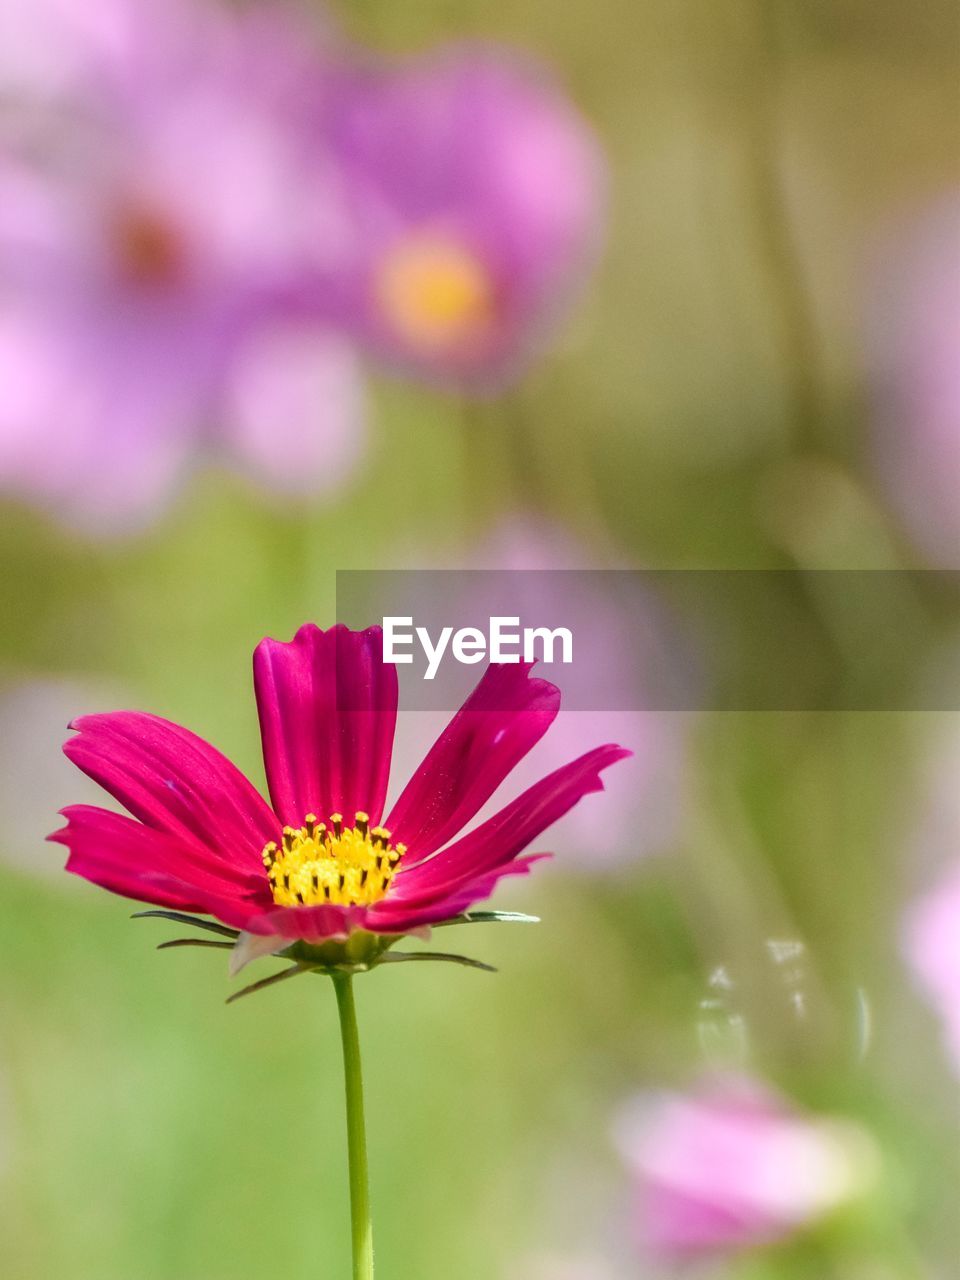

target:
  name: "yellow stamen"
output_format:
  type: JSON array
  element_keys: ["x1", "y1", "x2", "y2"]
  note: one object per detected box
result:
[
  {"x1": 262, "y1": 811, "x2": 406, "y2": 909},
  {"x1": 375, "y1": 230, "x2": 495, "y2": 356}
]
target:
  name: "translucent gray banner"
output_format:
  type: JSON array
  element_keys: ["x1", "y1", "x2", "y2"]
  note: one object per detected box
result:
[{"x1": 336, "y1": 569, "x2": 960, "y2": 711}]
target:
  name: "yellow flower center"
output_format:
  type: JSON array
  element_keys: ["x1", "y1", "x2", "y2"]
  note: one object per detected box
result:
[
  {"x1": 375, "y1": 231, "x2": 495, "y2": 357},
  {"x1": 262, "y1": 812, "x2": 405, "y2": 909}
]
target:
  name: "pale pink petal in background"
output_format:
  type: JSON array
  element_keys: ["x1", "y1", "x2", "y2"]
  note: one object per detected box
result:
[
  {"x1": 222, "y1": 323, "x2": 367, "y2": 494},
  {"x1": 615, "y1": 1074, "x2": 877, "y2": 1261},
  {"x1": 900, "y1": 721, "x2": 960, "y2": 1074},
  {"x1": 905, "y1": 863, "x2": 960, "y2": 1073}
]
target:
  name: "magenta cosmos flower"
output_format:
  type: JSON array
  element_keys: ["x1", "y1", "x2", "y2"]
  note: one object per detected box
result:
[
  {"x1": 0, "y1": 0, "x2": 363, "y2": 533},
  {"x1": 50, "y1": 624, "x2": 629, "y2": 981},
  {"x1": 327, "y1": 47, "x2": 604, "y2": 383},
  {"x1": 615, "y1": 1074, "x2": 875, "y2": 1261}
]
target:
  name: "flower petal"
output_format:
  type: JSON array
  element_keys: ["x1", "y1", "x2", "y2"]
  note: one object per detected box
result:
[
  {"x1": 63, "y1": 711, "x2": 279, "y2": 875},
  {"x1": 386, "y1": 662, "x2": 560, "y2": 861},
  {"x1": 253, "y1": 624, "x2": 397, "y2": 828},
  {"x1": 240, "y1": 902, "x2": 369, "y2": 942},
  {"x1": 49, "y1": 804, "x2": 270, "y2": 928},
  {"x1": 393, "y1": 742, "x2": 630, "y2": 896},
  {"x1": 368, "y1": 853, "x2": 548, "y2": 933},
  {"x1": 0, "y1": 301, "x2": 195, "y2": 535}
]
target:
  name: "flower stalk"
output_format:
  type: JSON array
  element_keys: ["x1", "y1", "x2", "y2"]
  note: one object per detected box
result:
[{"x1": 333, "y1": 973, "x2": 374, "y2": 1280}]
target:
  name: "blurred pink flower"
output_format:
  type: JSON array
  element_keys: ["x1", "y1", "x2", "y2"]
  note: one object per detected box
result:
[
  {"x1": 0, "y1": 0, "x2": 363, "y2": 532},
  {"x1": 1, "y1": 4, "x2": 606, "y2": 531},
  {"x1": 615, "y1": 1074, "x2": 874, "y2": 1261},
  {"x1": 327, "y1": 49, "x2": 604, "y2": 383},
  {"x1": 869, "y1": 195, "x2": 960, "y2": 567},
  {"x1": 905, "y1": 862, "x2": 960, "y2": 1072}
]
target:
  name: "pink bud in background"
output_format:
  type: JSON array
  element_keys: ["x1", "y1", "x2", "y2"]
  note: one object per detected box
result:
[{"x1": 615, "y1": 1075, "x2": 875, "y2": 1261}]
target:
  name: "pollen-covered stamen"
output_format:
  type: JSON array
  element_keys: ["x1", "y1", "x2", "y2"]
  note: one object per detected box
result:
[{"x1": 262, "y1": 811, "x2": 406, "y2": 909}]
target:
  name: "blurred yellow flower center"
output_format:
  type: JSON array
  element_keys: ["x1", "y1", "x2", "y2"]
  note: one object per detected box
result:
[
  {"x1": 262, "y1": 812, "x2": 405, "y2": 909},
  {"x1": 376, "y1": 232, "x2": 495, "y2": 355}
]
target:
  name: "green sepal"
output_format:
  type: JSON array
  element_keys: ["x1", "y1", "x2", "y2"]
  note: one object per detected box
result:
[
  {"x1": 157, "y1": 937, "x2": 234, "y2": 952},
  {"x1": 283, "y1": 929, "x2": 402, "y2": 975},
  {"x1": 132, "y1": 910, "x2": 240, "y2": 939},
  {"x1": 226, "y1": 964, "x2": 308, "y2": 1004},
  {"x1": 375, "y1": 950, "x2": 496, "y2": 973},
  {"x1": 433, "y1": 910, "x2": 540, "y2": 927}
]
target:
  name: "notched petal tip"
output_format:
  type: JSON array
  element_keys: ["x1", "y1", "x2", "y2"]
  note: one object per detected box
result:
[
  {"x1": 47, "y1": 803, "x2": 86, "y2": 841},
  {"x1": 253, "y1": 621, "x2": 319, "y2": 655},
  {"x1": 254, "y1": 620, "x2": 385, "y2": 657}
]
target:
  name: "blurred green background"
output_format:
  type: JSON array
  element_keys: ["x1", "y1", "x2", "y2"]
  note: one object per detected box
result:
[{"x1": 1, "y1": 1, "x2": 958, "y2": 1277}]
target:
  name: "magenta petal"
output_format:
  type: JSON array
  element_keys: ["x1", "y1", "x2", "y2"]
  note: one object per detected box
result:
[
  {"x1": 242, "y1": 902, "x2": 370, "y2": 942},
  {"x1": 368, "y1": 853, "x2": 548, "y2": 932},
  {"x1": 64, "y1": 711, "x2": 280, "y2": 875},
  {"x1": 253, "y1": 624, "x2": 398, "y2": 828},
  {"x1": 386, "y1": 661, "x2": 560, "y2": 861},
  {"x1": 50, "y1": 804, "x2": 270, "y2": 928},
  {"x1": 394, "y1": 742, "x2": 630, "y2": 895}
]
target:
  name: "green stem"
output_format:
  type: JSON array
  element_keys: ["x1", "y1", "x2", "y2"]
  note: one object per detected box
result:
[{"x1": 332, "y1": 973, "x2": 374, "y2": 1280}]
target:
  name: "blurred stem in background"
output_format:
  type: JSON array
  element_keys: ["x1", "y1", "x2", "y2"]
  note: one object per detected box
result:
[
  {"x1": 457, "y1": 381, "x2": 615, "y2": 555},
  {"x1": 333, "y1": 974, "x2": 375, "y2": 1280},
  {"x1": 458, "y1": 400, "x2": 518, "y2": 539},
  {"x1": 742, "y1": 0, "x2": 827, "y2": 457}
]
